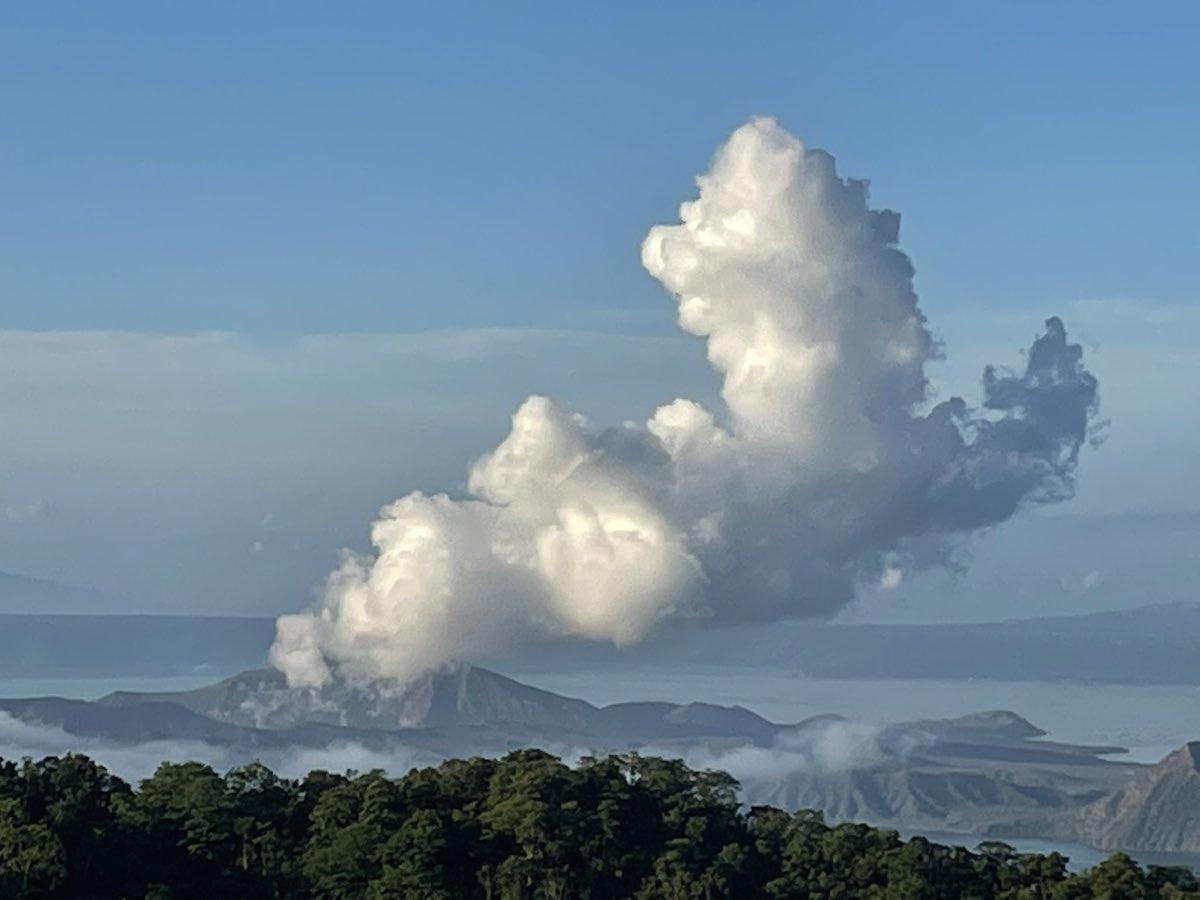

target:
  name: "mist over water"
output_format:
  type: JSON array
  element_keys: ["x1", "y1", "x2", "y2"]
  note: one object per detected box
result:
[
  {"x1": 3, "y1": 668, "x2": 1192, "y2": 768},
  {"x1": 499, "y1": 666, "x2": 1198, "y2": 765}
]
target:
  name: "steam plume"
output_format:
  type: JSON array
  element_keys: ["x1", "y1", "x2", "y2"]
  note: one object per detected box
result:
[{"x1": 272, "y1": 118, "x2": 1099, "y2": 688}]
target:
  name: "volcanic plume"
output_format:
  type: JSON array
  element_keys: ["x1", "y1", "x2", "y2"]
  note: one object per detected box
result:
[{"x1": 271, "y1": 118, "x2": 1099, "y2": 688}]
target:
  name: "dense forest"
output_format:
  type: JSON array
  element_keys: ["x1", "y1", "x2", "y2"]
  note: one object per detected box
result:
[{"x1": 0, "y1": 750, "x2": 1196, "y2": 899}]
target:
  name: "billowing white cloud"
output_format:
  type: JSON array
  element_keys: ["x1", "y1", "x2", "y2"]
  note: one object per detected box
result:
[{"x1": 272, "y1": 118, "x2": 1100, "y2": 688}]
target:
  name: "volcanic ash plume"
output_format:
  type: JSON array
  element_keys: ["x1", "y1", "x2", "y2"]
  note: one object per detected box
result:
[{"x1": 271, "y1": 117, "x2": 1100, "y2": 688}]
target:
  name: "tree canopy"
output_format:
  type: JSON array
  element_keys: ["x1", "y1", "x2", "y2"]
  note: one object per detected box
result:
[{"x1": 0, "y1": 750, "x2": 1195, "y2": 898}]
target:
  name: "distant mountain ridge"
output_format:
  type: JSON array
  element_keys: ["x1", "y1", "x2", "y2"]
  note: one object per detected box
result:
[
  {"x1": 519, "y1": 601, "x2": 1200, "y2": 684},
  {"x1": 1075, "y1": 742, "x2": 1200, "y2": 854},
  {"x1": 97, "y1": 665, "x2": 780, "y2": 744},
  {"x1": 0, "y1": 571, "x2": 115, "y2": 615},
  {"x1": 3, "y1": 601, "x2": 1199, "y2": 683},
  {"x1": 5, "y1": 663, "x2": 1197, "y2": 857},
  {"x1": 0, "y1": 613, "x2": 275, "y2": 676}
]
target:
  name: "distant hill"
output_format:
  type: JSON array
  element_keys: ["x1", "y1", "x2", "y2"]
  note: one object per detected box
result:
[
  {"x1": 97, "y1": 665, "x2": 779, "y2": 744},
  {"x1": 1076, "y1": 743, "x2": 1200, "y2": 854},
  {"x1": 0, "y1": 613, "x2": 275, "y2": 676},
  {"x1": 0, "y1": 570, "x2": 114, "y2": 614},
  {"x1": 4, "y1": 662, "x2": 1199, "y2": 855},
  {"x1": 519, "y1": 602, "x2": 1200, "y2": 684},
  {"x1": 2, "y1": 600, "x2": 1199, "y2": 683}
]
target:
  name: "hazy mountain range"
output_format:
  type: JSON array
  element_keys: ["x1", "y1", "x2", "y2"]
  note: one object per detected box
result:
[
  {"x1": 0, "y1": 570, "x2": 116, "y2": 615},
  {"x1": 2, "y1": 599, "x2": 1197, "y2": 684},
  {"x1": 3, "y1": 585, "x2": 1196, "y2": 858},
  {"x1": 522, "y1": 602, "x2": 1200, "y2": 684},
  {"x1": 1, "y1": 664, "x2": 1197, "y2": 858}
]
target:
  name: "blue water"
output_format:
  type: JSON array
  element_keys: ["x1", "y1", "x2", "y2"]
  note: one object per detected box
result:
[
  {"x1": 3, "y1": 667, "x2": 1196, "y2": 765},
  {"x1": 505, "y1": 665, "x2": 1200, "y2": 764},
  {"x1": 913, "y1": 832, "x2": 1200, "y2": 873}
]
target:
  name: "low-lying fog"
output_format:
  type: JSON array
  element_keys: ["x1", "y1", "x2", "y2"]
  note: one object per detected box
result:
[
  {"x1": 501, "y1": 667, "x2": 1199, "y2": 765},
  {"x1": 2, "y1": 668, "x2": 1194, "y2": 783}
]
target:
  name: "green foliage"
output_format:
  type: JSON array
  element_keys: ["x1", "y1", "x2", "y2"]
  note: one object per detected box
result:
[
  {"x1": 0, "y1": 750, "x2": 1194, "y2": 898},
  {"x1": 0, "y1": 802, "x2": 67, "y2": 899}
]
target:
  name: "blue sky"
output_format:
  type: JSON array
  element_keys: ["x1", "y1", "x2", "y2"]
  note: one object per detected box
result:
[
  {"x1": 5, "y1": 1, "x2": 1197, "y2": 333},
  {"x1": 2, "y1": 2, "x2": 1197, "y2": 620}
]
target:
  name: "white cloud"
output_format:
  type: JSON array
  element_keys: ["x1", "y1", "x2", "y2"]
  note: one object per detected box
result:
[
  {"x1": 272, "y1": 118, "x2": 1101, "y2": 689},
  {"x1": 669, "y1": 720, "x2": 891, "y2": 782},
  {"x1": 0, "y1": 325, "x2": 716, "y2": 612}
]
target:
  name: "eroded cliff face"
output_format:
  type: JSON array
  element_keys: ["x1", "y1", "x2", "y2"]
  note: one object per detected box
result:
[
  {"x1": 738, "y1": 716, "x2": 1139, "y2": 839},
  {"x1": 1073, "y1": 743, "x2": 1200, "y2": 854}
]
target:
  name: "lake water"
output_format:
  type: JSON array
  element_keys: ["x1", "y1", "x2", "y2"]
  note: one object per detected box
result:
[
  {"x1": 1, "y1": 667, "x2": 1196, "y2": 764},
  {"x1": 503, "y1": 665, "x2": 1200, "y2": 764},
  {"x1": 913, "y1": 833, "x2": 1200, "y2": 873}
]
